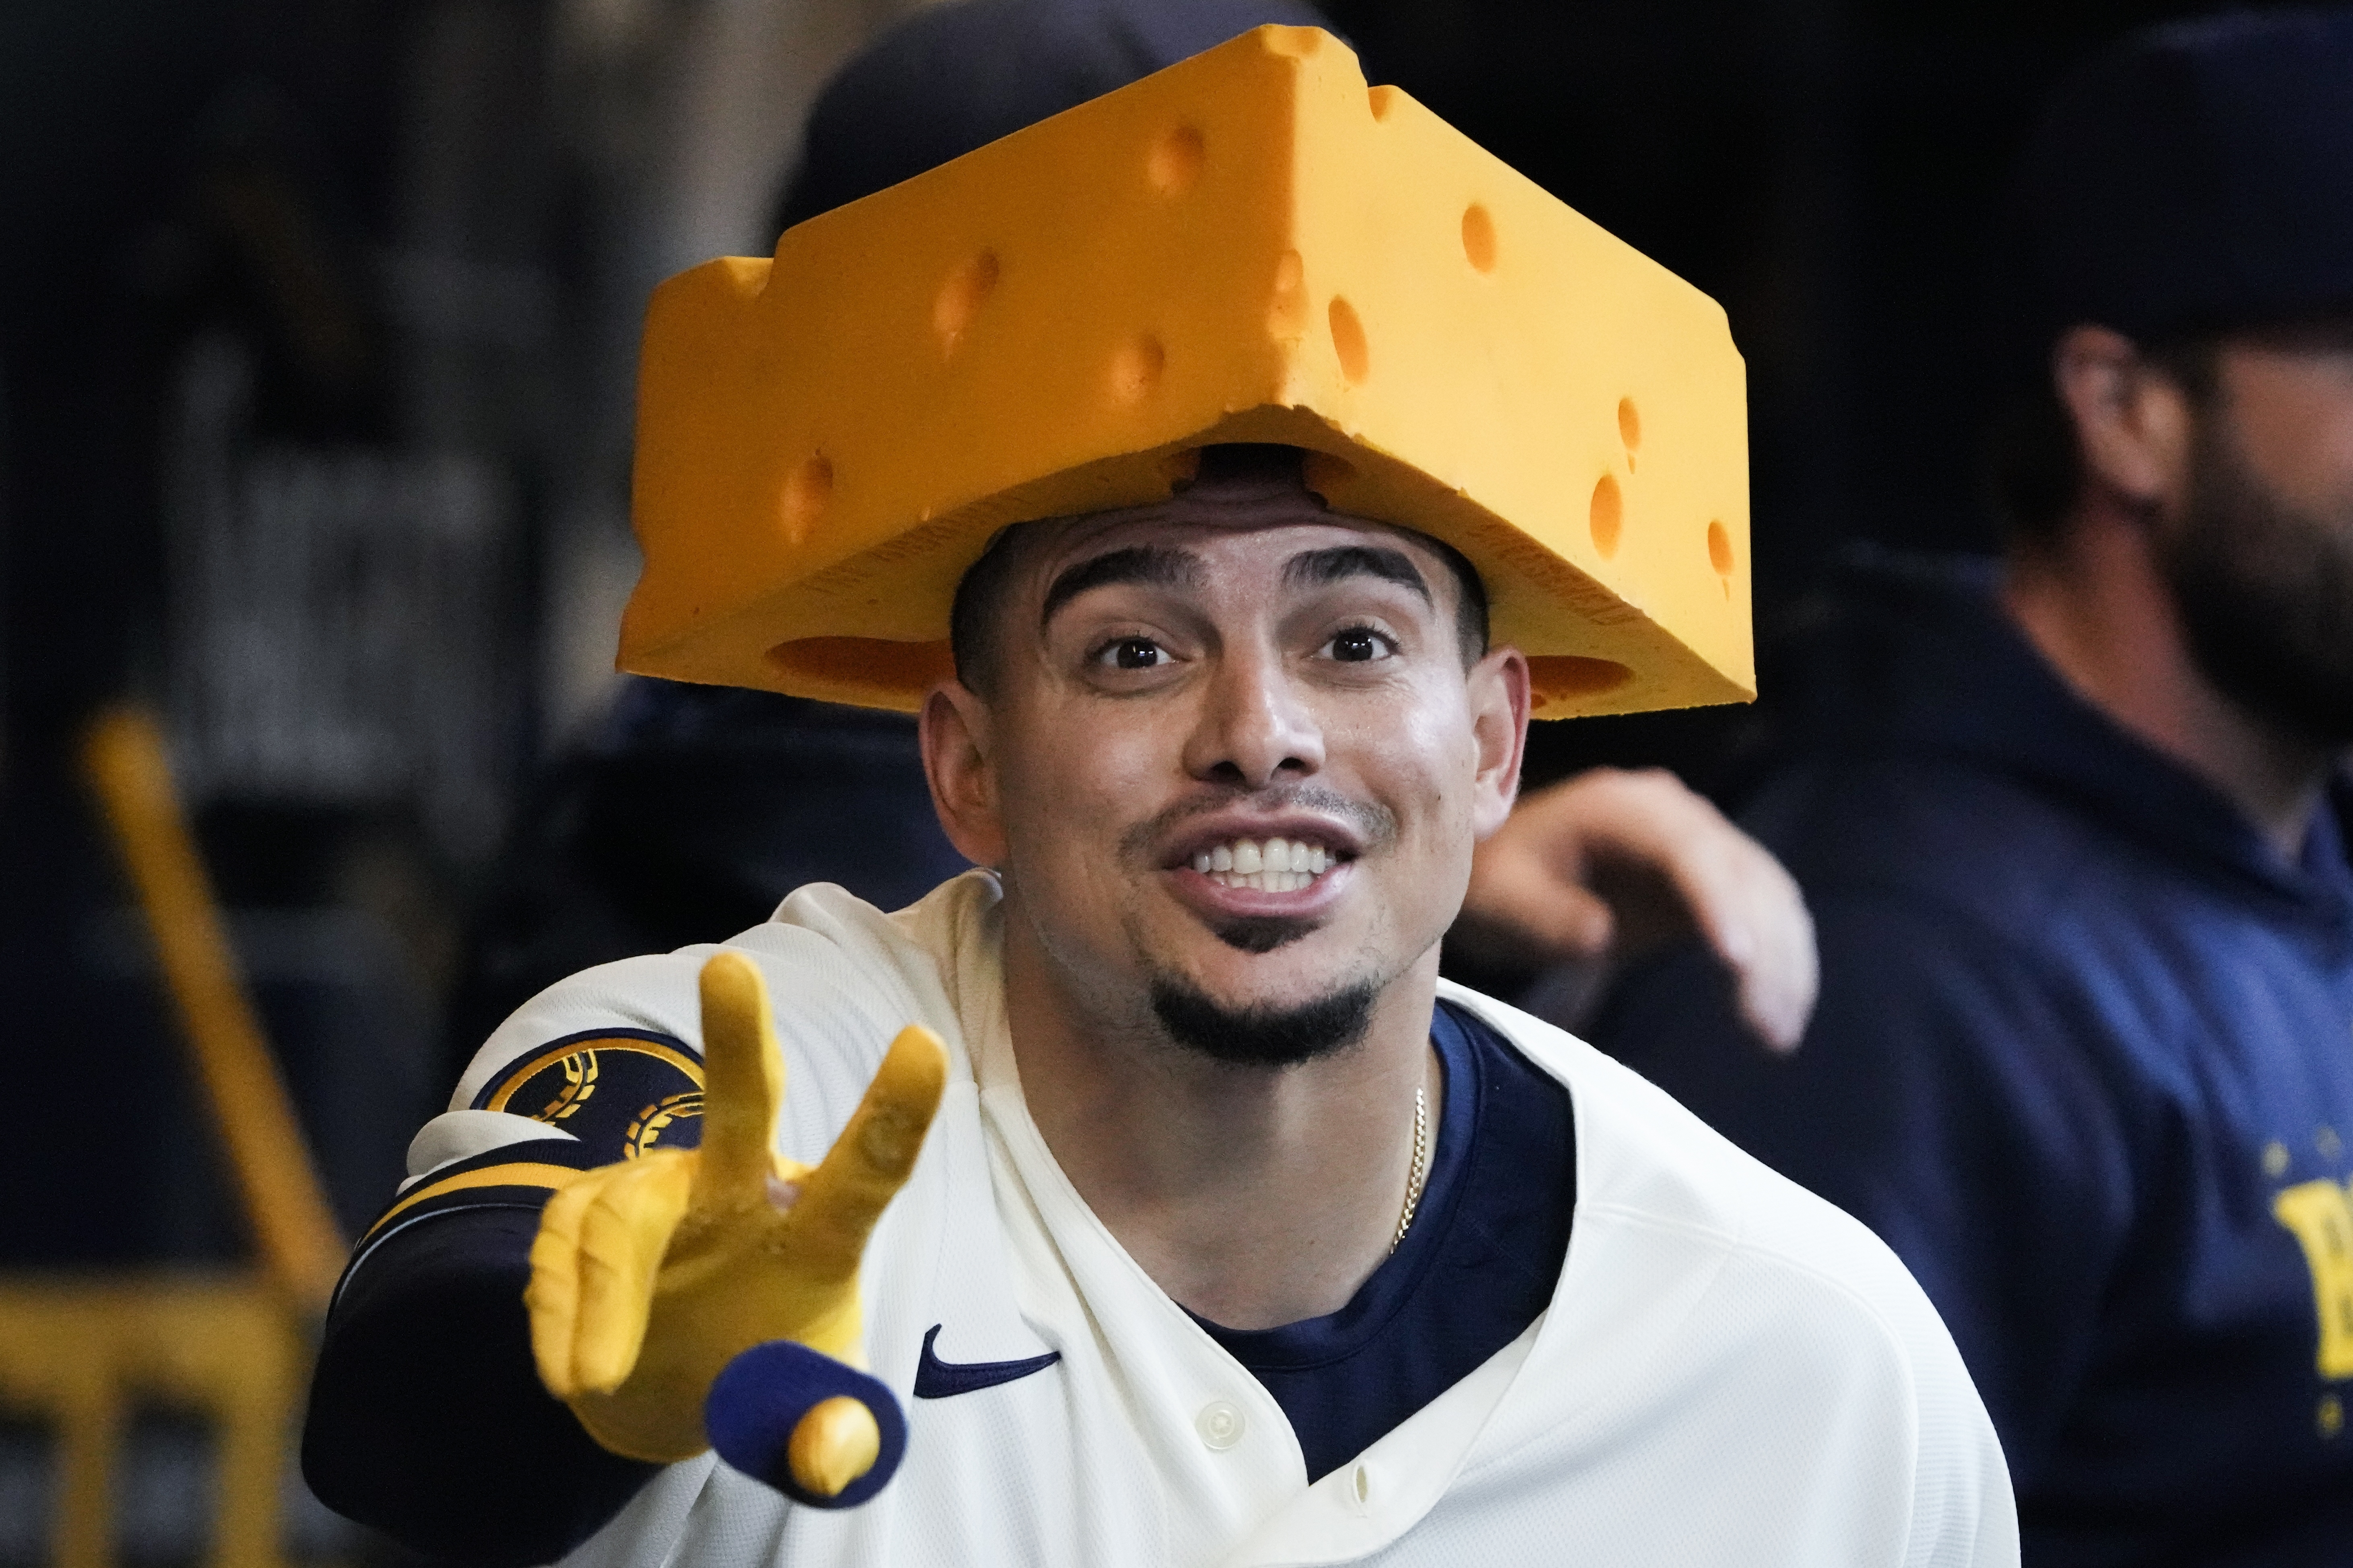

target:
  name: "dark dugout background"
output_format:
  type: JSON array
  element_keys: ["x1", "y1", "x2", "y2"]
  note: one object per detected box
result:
[
  {"x1": 0, "y1": 0, "x2": 2221, "y2": 1261},
  {"x1": 0, "y1": 4, "x2": 2212, "y2": 1549},
  {"x1": 0, "y1": 0, "x2": 2223, "y2": 1263}
]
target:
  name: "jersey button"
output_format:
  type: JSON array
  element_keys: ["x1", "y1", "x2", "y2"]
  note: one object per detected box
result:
[{"x1": 1195, "y1": 1400, "x2": 1245, "y2": 1450}]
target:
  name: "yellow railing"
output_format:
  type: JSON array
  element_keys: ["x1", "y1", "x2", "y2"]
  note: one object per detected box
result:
[
  {"x1": 80, "y1": 710, "x2": 345, "y2": 1315},
  {"x1": 0, "y1": 708, "x2": 349, "y2": 1567},
  {"x1": 0, "y1": 1275, "x2": 301, "y2": 1568}
]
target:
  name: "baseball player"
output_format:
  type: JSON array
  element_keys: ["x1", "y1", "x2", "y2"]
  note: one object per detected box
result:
[{"x1": 304, "y1": 24, "x2": 2013, "y2": 1567}]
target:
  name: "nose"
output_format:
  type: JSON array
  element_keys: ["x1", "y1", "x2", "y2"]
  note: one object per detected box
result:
[{"x1": 1182, "y1": 641, "x2": 1324, "y2": 788}]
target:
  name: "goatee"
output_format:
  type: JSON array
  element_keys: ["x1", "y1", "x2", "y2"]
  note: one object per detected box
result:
[{"x1": 1148, "y1": 976, "x2": 1379, "y2": 1067}]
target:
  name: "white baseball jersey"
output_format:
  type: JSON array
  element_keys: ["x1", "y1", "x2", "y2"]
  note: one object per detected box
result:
[{"x1": 413, "y1": 870, "x2": 2017, "y2": 1566}]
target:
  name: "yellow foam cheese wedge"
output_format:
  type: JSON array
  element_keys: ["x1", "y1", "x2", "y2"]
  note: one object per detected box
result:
[{"x1": 623, "y1": 24, "x2": 1752, "y2": 719}]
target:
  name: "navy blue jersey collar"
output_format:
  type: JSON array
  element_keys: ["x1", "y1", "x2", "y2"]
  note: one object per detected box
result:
[
  {"x1": 1185, "y1": 1000, "x2": 1574, "y2": 1481},
  {"x1": 1187, "y1": 1001, "x2": 1484, "y2": 1370}
]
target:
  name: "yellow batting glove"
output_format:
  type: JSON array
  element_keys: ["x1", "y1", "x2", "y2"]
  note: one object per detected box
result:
[{"x1": 525, "y1": 950, "x2": 948, "y2": 1474}]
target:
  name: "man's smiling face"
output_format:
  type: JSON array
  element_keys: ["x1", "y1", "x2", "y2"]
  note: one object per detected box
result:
[{"x1": 921, "y1": 451, "x2": 1529, "y2": 1065}]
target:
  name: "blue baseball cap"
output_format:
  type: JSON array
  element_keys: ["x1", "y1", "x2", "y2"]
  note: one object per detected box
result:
[
  {"x1": 1995, "y1": 6, "x2": 2353, "y2": 372},
  {"x1": 776, "y1": 0, "x2": 1335, "y2": 232}
]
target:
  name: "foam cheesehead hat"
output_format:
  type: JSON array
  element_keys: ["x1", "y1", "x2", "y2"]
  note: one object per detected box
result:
[{"x1": 621, "y1": 24, "x2": 1753, "y2": 720}]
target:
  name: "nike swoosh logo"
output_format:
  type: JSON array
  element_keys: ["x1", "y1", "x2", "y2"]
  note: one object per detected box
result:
[{"x1": 912, "y1": 1323, "x2": 1062, "y2": 1399}]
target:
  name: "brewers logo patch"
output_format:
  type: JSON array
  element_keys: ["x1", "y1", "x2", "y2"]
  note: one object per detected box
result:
[
  {"x1": 472, "y1": 1029, "x2": 705, "y2": 1162},
  {"x1": 626, "y1": 1092, "x2": 706, "y2": 1157}
]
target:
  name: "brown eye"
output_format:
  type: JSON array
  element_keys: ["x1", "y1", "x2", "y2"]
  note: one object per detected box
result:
[
  {"x1": 1102, "y1": 637, "x2": 1165, "y2": 669},
  {"x1": 1327, "y1": 627, "x2": 1390, "y2": 663}
]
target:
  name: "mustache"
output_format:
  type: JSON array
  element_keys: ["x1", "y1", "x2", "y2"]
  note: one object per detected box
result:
[{"x1": 1118, "y1": 782, "x2": 1398, "y2": 864}]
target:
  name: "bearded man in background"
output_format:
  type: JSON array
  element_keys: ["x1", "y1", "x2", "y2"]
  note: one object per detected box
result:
[{"x1": 1598, "y1": 12, "x2": 2353, "y2": 1564}]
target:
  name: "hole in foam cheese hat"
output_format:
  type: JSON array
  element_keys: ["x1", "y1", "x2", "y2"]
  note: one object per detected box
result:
[{"x1": 622, "y1": 24, "x2": 1754, "y2": 720}]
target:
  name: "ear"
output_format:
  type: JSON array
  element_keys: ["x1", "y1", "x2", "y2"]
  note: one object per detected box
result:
[
  {"x1": 1465, "y1": 646, "x2": 1531, "y2": 841},
  {"x1": 2053, "y1": 324, "x2": 2195, "y2": 514},
  {"x1": 919, "y1": 682, "x2": 1008, "y2": 867}
]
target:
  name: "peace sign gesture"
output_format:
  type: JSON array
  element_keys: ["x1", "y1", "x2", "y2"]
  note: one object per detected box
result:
[{"x1": 526, "y1": 951, "x2": 948, "y2": 1480}]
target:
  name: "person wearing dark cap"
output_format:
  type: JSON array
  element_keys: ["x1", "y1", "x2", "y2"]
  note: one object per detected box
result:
[{"x1": 1595, "y1": 10, "x2": 2353, "y2": 1562}]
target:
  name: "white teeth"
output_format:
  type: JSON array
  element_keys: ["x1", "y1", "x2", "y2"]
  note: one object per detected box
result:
[
  {"x1": 1190, "y1": 837, "x2": 1342, "y2": 893},
  {"x1": 1199, "y1": 868, "x2": 1312, "y2": 892}
]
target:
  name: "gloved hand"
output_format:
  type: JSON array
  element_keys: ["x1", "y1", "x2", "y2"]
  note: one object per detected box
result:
[{"x1": 526, "y1": 949, "x2": 947, "y2": 1486}]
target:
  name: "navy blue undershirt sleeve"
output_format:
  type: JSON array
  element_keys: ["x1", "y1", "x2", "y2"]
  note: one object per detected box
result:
[
  {"x1": 302, "y1": 1197, "x2": 659, "y2": 1566},
  {"x1": 304, "y1": 1030, "x2": 710, "y2": 1560},
  {"x1": 1195, "y1": 1001, "x2": 1575, "y2": 1481},
  {"x1": 303, "y1": 1026, "x2": 716, "y2": 1566}
]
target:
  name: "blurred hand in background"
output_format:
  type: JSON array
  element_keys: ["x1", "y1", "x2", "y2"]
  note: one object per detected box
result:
[{"x1": 1455, "y1": 767, "x2": 1816, "y2": 1052}]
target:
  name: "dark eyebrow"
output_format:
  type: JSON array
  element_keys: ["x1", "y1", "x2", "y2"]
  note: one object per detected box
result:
[
  {"x1": 1281, "y1": 545, "x2": 1433, "y2": 606},
  {"x1": 1038, "y1": 545, "x2": 1207, "y2": 629}
]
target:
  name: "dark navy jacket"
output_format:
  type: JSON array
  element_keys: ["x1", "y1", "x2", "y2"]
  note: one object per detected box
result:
[{"x1": 1600, "y1": 552, "x2": 2353, "y2": 1567}]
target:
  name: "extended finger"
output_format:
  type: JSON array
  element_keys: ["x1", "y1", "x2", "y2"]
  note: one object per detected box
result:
[
  {"x1": 791, "y1": 1025, "x2": 949, "y2": 1274},
  {"x1": 569, "y1": 1155, "x2": 693, "y2": 1394},
  {"x1": 526, "y1": 1178, "x2": 593, "y2": 1398},
  {"x1": 1633, "y1": 794, "x2": 1816, "y2": 1052},
  {"x1": 1727, "y1": 863, "x2": 1817, "y2": 1054},
  {"x1": 1467, "y1": 828, "x2": 1617, "y2": 959},
  {"x1": 694, "y1": 951, "x2": 789, "y2": 1210},
  {"x1": 1575, "y1": 770, "x2": 1771, "y2": 963}
]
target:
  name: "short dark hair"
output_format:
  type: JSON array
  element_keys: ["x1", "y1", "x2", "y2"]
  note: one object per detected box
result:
[{"x1": 948, "y1": 448, "x2": 1490, "y2": 697}]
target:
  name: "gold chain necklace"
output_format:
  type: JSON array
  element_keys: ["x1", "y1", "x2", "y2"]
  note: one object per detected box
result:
[{"x1": 1390, "y1": 1083, "x2": 1430, "y2": 1252}]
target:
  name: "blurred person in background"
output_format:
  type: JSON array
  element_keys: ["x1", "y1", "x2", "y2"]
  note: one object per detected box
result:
[
  {"x1": 1589, "y1": 11, "x2": 2353, "y2": 1562},
  {"x1": 444, "y1": 681, "x2": 968, "y2": 1061},
  {"x1": 448, "y1": 0, "x2": 1818, "y2": 1084}
]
